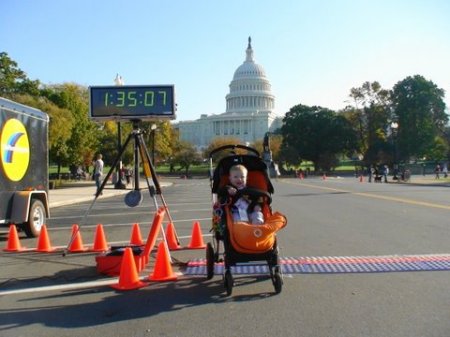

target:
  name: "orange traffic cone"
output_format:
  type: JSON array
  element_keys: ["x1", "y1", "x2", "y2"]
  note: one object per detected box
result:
[
  {"x1": 322, "y1": 173, "x2": 327, "y2": 180},
  {"x1": 142, "y1": 207, "x2": 166, "y2": 265},
  {"x1": 166, "y1": 222, "x2": 181, "y2": 250},
  {"x1": 111, "y1": 247, "x2": 148, "y2": 290},
  {"x1": 68, "y1": 224, "x2": 87, "y2": 252},
  {"x1": 130, "y1": 223, "x2": 143, "y2": 245},
  {"x1": 149, "y1": 241, "x2": 177, "y2": 281},
  {"x1": 359, "y1": 175, "x2": 364, "y2": 183},
  {"x1": 187, "y1": 221, "x2": 206, "y2": 249},
  {"x1": 91, "y1": 224, "x2": 108, "y2": 252},
  {"x1": 36, "y1": 224, "x2": 55, "y2": 252},
  {"x1": 3, "y1": 225, "x2": 26, "y2": 252}
]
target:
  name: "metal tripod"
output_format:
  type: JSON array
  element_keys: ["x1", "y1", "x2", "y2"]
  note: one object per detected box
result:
[{"x1": 63, "y1": 120, "x2": 178, "y2": 256}]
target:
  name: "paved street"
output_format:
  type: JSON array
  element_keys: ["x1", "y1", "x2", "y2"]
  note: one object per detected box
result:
[{"x1": 1, "y1": 175, "x2": 450, "y2": 337}]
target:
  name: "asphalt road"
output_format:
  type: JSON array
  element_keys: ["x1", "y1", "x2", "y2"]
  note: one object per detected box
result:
[{"x1": 1, "y1": 176, "x2": 450, "y2": 337}]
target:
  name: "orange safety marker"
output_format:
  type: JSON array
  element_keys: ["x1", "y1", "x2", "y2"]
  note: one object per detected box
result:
[
  {"x1": 68, "y1": 224, "x2": 88, "y2": 252},
  {"x1": 36, "y1": 224, "x2": 56, "y2": 252},
  {"x1": 110, "y1": 247, "x2": 148, "y2": 291},
  {"x1": 130, "y1": 223, "x2": 143, "y2": 245},
  {"x1": 165, "y1": 222, "x2": 181, "y2": 250},
  {"x1": 187, "y1": 221, "x2": 206, "y2": 249},
  {"x1": 149, "y1": 241, "x2": 177, "y2": 282},
  {"x1": 142, "y1": 207, "x2": 166, "y2": 265},
  {"x1": 3, "y1": 225, "x2": 26, "y2": 252},
  {"x1": 91, "y1": 224, "x2": 109, "y2": 252}
]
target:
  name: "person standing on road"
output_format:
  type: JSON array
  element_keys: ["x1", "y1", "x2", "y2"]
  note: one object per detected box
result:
[
  {"x1": 93, "y1": 153, "x2": 104, "y2": 195},
  {"x1": 383, "y1": 165, "x2": 389, "y2": 183},
  {"x1": 435, "y1": 164, "x2": 441, "y2": 179},
  {"x1": 442, "y1": 164, "x2": 448, "y2": 178}
]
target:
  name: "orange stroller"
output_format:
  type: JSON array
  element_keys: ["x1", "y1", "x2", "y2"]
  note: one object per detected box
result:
[{"x1": 206, "y1": 145, "x2": 287, "y2": 295}]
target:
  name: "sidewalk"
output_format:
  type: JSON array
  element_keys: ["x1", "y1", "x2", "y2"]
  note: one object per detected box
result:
[
  {"x1": 394, "y1": 174, "x2": 450, "y2": 186},
  {"x1": 48, "y1": 180, "x2": 173, "y2": 208}
]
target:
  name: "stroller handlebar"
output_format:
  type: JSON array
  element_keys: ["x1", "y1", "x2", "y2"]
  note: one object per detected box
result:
[{"x1": 209, "y1": 144, "x2": 260, "y2": 159}]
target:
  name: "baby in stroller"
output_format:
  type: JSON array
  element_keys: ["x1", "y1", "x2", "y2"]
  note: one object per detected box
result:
[
  {"x1": 207, "y1": 144, "x2": 287, "y2": 295},
  {"x1": 219, "y1": 164, "x2": 264, "y2": 225}
]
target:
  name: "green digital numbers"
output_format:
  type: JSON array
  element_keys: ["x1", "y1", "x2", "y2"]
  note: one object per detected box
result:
[
  {"x1": 116, "y1": 91, "x2": 125, "y2": 107},
  {"x1": 91, "y1": 85, "x2": 175, "y2": 121},
  {"x1": 128, "y1": 91, "x2": 137, "y2": 107},
  {"x1": 144, "y1": 91, "x2": 154, "y2": 106},
  {"x1": 158, "y1": 91, "x2": 166, "y2": 105}
]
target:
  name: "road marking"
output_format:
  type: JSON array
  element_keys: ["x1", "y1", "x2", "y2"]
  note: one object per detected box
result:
[
  {"x1": 185, "y1": 254, "x2": 450, "y2": 275},
  {"x1": 0, "y1": 272, "x2": 181, "y2": 296},
  {"x1": 283, "y1": 180, "x2": 450, "y2": 211}
]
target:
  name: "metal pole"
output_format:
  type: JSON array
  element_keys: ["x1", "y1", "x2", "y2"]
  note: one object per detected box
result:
[{"x1": 114, "y1": 122, "x2": 126, "y2": 189}]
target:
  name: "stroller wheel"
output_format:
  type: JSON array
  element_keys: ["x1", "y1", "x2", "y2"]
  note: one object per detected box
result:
[
  {"x1": 272, "y1": 266, "x2": 283, "y2": 294},
  {"x1": 206, "y1": 243, "x2": 215, "y2": 280},
  {"x1": 224, "y1": 270, "x2": 233, "y2": 296}
]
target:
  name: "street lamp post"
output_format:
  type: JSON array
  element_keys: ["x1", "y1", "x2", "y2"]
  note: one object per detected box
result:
[
  {"x1": 391, "y1": 121, "x2": 399, "y2": 180},
  {"x1": 114, "y1": 74, "x2": 126, "y2": 189}
]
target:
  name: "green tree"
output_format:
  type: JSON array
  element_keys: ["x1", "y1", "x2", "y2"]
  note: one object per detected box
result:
[
  {"x1": 344, "y1": 81, "x2": 392, "y2": 165},
  {"x1": 424, "y1": 136, "x2": 449, "y2": 162},
  {"x1": 173, "y1": 141, "x2": 201, "y2": 176},
  {"x1": 253, "y1": 134, "x2": 283, "y2": 162},
  {"x1": 282, "y1": 104, "x2": 357, "y2": 172},
  {"x1": 391, "y1": 75, "x2": 447, "y2": 161},
  {"x1": 140, "y1": 121, "x2": 175, "y2": 164},
  {"x1": 46, "y1": 83, "x2": 99, "y2": 169},
  {"x1": 0, "y1": 52, "x2": 40, "y2": 96}
]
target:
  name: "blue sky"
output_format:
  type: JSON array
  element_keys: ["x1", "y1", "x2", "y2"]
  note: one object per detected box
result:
[{"x1": 2, "y1": 0, "x2": 449, "y2": 121}]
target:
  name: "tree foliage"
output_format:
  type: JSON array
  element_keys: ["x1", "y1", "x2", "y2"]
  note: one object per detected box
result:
[
  {"x1": 0, "y1": 52, "x2": 40, "y2": 96},
  {"x1": 391, "y1": 75, "x2": 447, "y2": 161},
  {"x1": 344, "y1": 81, "x2": 392, "y2": 165},
  {"x1": 253, "y1": 134, "x2": 282, "y2": 161},
  {"x1": 202, "y1": 136, "x2": 244, "y2": 162},
  {"x1": 281, "y1": 104, "x2": 357, "y2": 171}
]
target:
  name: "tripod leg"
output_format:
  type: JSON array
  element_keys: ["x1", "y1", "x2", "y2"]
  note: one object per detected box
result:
[
  {"x1": 136, "y1": 133, "x2": 179, "y2": 245},
  {"x1": 63, "y1": 132, "x2": 134, "y2": 256}
]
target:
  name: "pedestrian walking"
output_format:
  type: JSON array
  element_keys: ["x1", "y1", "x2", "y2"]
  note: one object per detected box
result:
[{"x1": 93, "y1": 153, "x2": 104, "y2": 195}]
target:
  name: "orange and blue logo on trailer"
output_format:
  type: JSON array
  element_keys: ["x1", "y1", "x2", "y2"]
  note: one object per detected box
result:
[{"x1": 0, "y1": 118, "x2": 30, "y2": 181}]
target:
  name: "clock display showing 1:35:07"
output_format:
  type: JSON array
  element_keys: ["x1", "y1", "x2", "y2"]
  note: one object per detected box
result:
[{"x1": 104, "y1": 90, "x2": 167, "y2": 107}]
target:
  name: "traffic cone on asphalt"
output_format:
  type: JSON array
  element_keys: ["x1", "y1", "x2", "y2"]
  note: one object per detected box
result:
[
  {"x1": 3, "y1": 225, "x2": 26, "y2": 252},
  {"x1": 359, "y1": 175, "x2": 364, "y2": 183},
  {"x1": 111, "y1": 247, "x2": 148, "y2": 290},
  {"x1": 130, "y1": 223, "x2": 143, "y2": 245},
  {"x1": 149, "y1": 241, "x2": 177, "y2": 281},
  {"x1": 187, "y1": 221, "x2": 206, "y2": 249},
  {"x1": 166, "y1": 222, "x2": 181, "y2": 250},
  {"x1": 142, "y1": 207, "x2": 166, "y2": 265},
  {"x1": 322, "y1": 173, "x2": 327, "y2": 180},
  {"x1": 68, "y1": 224, "x2": 87, "y2": 252},
  {"x1": 36, "y1": 224, "x2": 55, "y2": 252},
  {"x1": 91, "y1": 224, "x2": 108, "y2": 252}
]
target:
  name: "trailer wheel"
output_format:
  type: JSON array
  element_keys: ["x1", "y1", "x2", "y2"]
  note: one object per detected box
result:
[{"x1": 23, "y1": 199, "x2": 46, "y2": 238}]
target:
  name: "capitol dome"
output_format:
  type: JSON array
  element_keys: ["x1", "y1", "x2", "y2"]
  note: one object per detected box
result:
[
  {"x1": 232, "y1": 39, "x2": 267, "y2": 79},
  {"x1": 226, "y1": 37, "x2": 275, "y2": 114},
  {"x1": 175, "y1": 36, "x2": 283, "y2": 150}
]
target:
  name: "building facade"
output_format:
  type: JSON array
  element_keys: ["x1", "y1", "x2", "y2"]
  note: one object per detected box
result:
[{"x1": 175, "y1": 37, "x2": 283, "y2": 150}]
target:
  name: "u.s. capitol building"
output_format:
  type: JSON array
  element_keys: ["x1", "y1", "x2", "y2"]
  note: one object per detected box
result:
[{"x1": 174, "y1": 37, "x2": 283, "y2": 150}]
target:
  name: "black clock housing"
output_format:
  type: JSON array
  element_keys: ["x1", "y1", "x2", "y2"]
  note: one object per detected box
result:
[{"x1": 89, "y1": 85, "x2": 176, "y2": 121}]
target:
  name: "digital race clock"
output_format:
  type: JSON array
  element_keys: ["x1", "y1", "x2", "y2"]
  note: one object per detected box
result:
[{"x1": 89, "y1": 85, "x2": 176, "y2": 121}]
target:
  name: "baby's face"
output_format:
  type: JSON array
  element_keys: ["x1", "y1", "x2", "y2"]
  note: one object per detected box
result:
[{"x1": 229, "y1": 170, "x2": 247, "y2": 189}]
